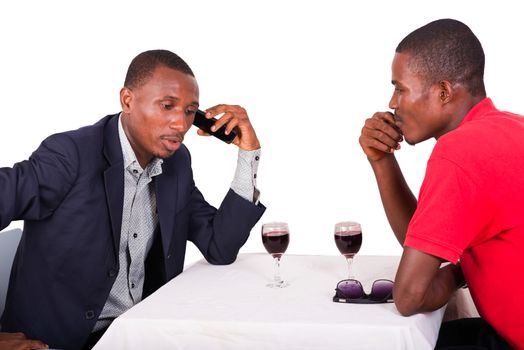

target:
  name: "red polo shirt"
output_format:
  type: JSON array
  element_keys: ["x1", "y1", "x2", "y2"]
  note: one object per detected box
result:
[{"x1": 405, "y1": 98, "x2": 524, "y2": 349}]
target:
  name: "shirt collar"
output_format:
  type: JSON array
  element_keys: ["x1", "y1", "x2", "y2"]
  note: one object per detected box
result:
[
  {"x1": 458, "y1": 97, "x2": 496, "y2": 127},
  {"x1": 118, "y1": 113, "x2": 163, "y2": 177}
]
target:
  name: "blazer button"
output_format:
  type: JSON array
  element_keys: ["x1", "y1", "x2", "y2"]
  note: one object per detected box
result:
[
  {"x1": 107, "y1": 269, "x2": 117, "y2": 278},
  {"x1": 85, "y1": 310, "x2": 95, "y2": 320},
  {"x1": 166, "y1": 254, "x2": 172, "y2": 259}
]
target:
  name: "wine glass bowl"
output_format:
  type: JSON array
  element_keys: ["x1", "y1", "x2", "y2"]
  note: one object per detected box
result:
[
  {"x1": 334, "y1": 221, "x2": 362, "y2": 279},
  {"x1": 261, "y1": 222, "x2": 290, "y2": 288}
]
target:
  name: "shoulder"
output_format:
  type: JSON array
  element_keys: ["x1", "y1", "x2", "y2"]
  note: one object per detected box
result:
[
  {"x1": 43, "y1": 114, "x2": 116, "y2": 142},
  {"x1": 64, "y1": 114, "x2": 118, "y2": 142},
  {"x1": 434, "y1": 107, "x2": 523, "y2": 159},
  {"x1": 32, "y1": 114, "x2": 119, "y2": 167}
]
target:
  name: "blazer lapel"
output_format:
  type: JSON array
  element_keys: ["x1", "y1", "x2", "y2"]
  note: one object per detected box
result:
[
  {"x1": 102, "y1": 115, "x2": 124, "y2": 262},
  {"x1": 155, "y1": 160, "x2": 178, "y2": 258}
]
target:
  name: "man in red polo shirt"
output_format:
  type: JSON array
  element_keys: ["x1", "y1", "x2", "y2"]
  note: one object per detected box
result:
[{"x1": 359, "y1": 19, "x2": 524, "y2": 349}]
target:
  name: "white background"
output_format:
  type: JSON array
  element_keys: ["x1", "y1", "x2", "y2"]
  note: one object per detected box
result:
[{"x1": 1, "y1": 1, "x2": 523, "y2": 267}]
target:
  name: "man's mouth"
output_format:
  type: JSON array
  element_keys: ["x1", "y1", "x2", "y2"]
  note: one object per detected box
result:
[
  {"x1": 160, "y1": 134, "x2": 184, "y2": 152},
  {"x1": 393, "y1": 112, "x2": 401, "y2": 124},
  {"x1": 393, "y1": 114, "x2": 404, "y2": 129},
  {"x1": 160, "y1": 135, "x2": 183, "y2": 143}
]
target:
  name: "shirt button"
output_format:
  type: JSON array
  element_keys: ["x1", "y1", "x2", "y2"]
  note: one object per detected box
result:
[
  {"x1": 253, "y1": 173, "x2": 257, "y2": 179},
  {"x1": 255, "y1": 156, "x2": 260, "y2": 161},
  {"x1": 133, "y1": 233, "x2": 138, "y2": 239},
  {"x1": 131, "y1": 283, "x2": 135, "y2": 289},
  {"x1": 133, "y1": 169, "x2": 138, "y2": 174}
]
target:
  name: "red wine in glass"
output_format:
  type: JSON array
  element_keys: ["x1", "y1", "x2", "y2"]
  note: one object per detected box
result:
[
  {"x1": 262, "y1": 231, "x2": 290, "y2": 258},
  {"x1": 334, "y1": 221, "x2": 362, "y2": 279},
  {"x1": 335, "y1": 231, "x2": 362, "y2": 257},
  {"x1": 261, "y1": 222, "x2": 290, "y2": 288}
]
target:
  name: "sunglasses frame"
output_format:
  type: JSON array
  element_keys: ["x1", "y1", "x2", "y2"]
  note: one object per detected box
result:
[{"x1": 333, "y1": 278, "x2": 394, "y2": 304}]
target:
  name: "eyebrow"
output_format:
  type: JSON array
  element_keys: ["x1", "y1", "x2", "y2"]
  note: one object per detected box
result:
[{"x1": 161, "y1": 96, "x2": 199, "y2": 107}]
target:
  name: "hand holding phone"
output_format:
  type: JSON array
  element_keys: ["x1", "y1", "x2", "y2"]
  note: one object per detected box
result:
[{"x1": 193, "y1": 110, "x2": 237, "y2": 144}]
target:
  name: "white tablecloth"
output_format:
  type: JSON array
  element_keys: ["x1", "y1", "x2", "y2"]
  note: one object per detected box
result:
[{"x1": 94, "y1": 253, "x2": 445, "y2": 350}]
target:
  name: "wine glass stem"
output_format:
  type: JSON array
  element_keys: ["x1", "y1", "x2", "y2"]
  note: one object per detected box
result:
[
  {"x1": 273, "y1": 256, "x2": 283, "y2": 283},
  {"x1": 346, "y1": 256, "x2": 354, "y2": 279}
]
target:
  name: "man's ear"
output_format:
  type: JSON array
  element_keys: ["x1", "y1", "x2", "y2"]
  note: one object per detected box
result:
[
  {"x1": 438, "y1": 80, "x2": 453, "y2": 104},
  {"x1": 120, "y1": 87, "x2": 133, "y2": 113}
]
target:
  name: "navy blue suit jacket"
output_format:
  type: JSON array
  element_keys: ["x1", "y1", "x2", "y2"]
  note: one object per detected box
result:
[{"x1": 0, "y1": 114, "x2": 265, "y2": 349}]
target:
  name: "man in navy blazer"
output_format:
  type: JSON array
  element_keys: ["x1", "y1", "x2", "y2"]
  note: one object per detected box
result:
[{"x1": 0, "y1": 50, "x2": 265, "y2": 349}]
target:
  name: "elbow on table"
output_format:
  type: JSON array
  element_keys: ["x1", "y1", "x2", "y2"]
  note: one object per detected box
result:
[
  {"x1": 395, "y1": 299, "x2": 419, "y2": 316},
  {"x1": 208, "y1": 257, "x2": 237, "y2": 265},
  {"x1": 394, "y1": 285, "x2": 424, "y2": 317},
  {"x1": 205, "y1": 251, "x2": 239, "y2": 265}
]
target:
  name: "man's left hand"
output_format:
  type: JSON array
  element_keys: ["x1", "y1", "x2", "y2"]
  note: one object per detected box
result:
[
  {"x1": 0, "y1": 332, "x2": 48, "y2": 350},
  {"x1": 198, "y1": 104, "x2": 260, "y2": 150}
]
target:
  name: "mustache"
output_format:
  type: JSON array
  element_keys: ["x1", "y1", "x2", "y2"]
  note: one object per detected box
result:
[{"x1": 160, "y1": 133, "x2": 184, "y2": 143}]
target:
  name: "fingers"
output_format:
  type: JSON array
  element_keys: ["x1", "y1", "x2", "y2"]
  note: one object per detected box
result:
[
  {"x1": 369, "y1": 112, "x2": 403, "y2": 143},
  {"x1": 359, "y1": 112, "x2": 404, "y2": 161},
  {"x1": 26, "y1": 339, "x2": 49, "y2": 349},
  {"x1": 196, "y1": 129, "x2": 211, "y2": 137},
  {"x1": 1, "y1": 332, "x2": 27, "y2": 340},
  {"x1": 204, "y1": 104, "x2": 260, "y2": 150},
  {"x1": 204, "y1": 104, "x2": 246, "y2": 135},
  {"x1": 0, "y1": 332, "x2": 48, "y2": 350}
]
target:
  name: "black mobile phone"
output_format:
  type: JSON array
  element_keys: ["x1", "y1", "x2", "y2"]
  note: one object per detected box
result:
[{"x1": 193, "y1": 110, "x2": 237, "y2": 144}]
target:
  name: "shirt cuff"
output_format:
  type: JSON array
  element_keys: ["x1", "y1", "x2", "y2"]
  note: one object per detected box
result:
[{"x1": 230, "y1": 149, "x2": 261, "y2": 204}]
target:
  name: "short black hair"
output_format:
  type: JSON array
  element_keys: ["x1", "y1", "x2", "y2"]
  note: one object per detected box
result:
[
  {"x1": 124, "y1": 49, "x2": 194, "y2": 90},
  {"x1": 396, "y1": 19, "x2": 486, "y2": 97}
]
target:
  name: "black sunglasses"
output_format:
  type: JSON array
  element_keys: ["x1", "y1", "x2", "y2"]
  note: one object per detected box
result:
[{"x1": 333, "y1": 279, "x2": 394, "y2": 304}]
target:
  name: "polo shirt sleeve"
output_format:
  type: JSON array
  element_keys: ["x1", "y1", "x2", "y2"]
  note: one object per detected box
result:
[{"x1": 404, "y1": 156, "x2": 491, "y2": 264}]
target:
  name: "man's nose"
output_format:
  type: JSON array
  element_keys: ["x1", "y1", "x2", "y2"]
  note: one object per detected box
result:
[
  {"x1": 388, "y1": 94, "x2": 398, "y2": 110},
  {"x1": 168, "y1": 111, "x2": 190, "y2": 130},
  {"x1": 389, "y1": 90, "x2": 398, "y2": 109}
]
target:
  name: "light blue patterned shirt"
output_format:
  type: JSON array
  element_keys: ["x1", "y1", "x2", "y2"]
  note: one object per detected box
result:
[{"x1": 94, "y1": 115, "x2": 260, "y2": 330}]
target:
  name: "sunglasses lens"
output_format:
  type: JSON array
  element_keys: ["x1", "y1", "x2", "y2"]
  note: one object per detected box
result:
[
  {"x1": 370, "y1": 280, "x2": 394, "y2": 301},
  {"x1": 336, "y1": 280, "x2": 364, "y2": 299}
]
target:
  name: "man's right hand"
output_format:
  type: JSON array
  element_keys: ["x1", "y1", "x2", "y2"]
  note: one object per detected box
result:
[
  {"x1": 358, "y1": 111, "x2": 416, "y2": 245},
  {"x1": 0, "y1": 332, "x2": 48, "y2": 350},
  {"x1": 359, "y1": 111, "x2": 404, "y2": 162}
]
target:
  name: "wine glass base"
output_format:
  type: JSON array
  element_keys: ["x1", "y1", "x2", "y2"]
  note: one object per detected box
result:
[{"x1": 266, "y1": 280, "x2": 289, "y2": 288}]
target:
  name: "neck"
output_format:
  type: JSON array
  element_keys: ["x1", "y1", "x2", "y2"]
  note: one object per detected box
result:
[
  {"x1": 120, "y1": 113, "x2": 152, "y2": 169},
  {"x1": 436, "y1": 93, "x2": 485, "y2": 140}
]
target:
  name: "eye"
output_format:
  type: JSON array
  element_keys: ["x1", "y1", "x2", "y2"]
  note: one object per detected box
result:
[
  {"x1": 161, "y1": 102, "x2": 174, "y2": 110},
  {"x1": 392, "y1": 82, "x2": 402, "y2": 93},
  {"x1": 185, "y1": 108, "x2": 197, "y2": 117}
]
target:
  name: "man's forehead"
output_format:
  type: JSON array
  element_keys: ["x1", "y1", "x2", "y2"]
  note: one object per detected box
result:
[{"x1": 144, "y1": 67, "x2": 198, "y2": 93}]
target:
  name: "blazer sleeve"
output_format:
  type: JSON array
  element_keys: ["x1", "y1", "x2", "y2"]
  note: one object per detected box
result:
[
  {"x1": 0, "y1": 133, "x2": 79, "y2": 229},
  {"x1": 187, "y1": 186, "x2": 266, "y2": 265},
  {"x1": 174, "y1": 144, "x2": 265, "y2": 265}
]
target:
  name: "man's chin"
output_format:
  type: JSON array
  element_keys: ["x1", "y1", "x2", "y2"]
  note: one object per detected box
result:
[
  {"x1": 404, "y1": 138, "x2": 416, "y2": 146},
  {"x1": 156, "y1": 147, "x2": 180, "y2": 160},
  {"x1": 403, "y1": 133, "x2": 431, "y2": 146}
]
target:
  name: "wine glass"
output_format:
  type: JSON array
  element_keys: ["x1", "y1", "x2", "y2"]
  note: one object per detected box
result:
[
  {"x1": 261, "y1": 222, "x2": 290, "y2": 288},
  {"x1": 334, "y1": 221, "x2": 362, "y2": 280}
]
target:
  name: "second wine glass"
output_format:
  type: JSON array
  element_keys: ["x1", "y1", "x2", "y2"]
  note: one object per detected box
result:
[
  {"x1": 334, "y1": 221, "x2": 362, "y2": 280},
  {"x1": 261, "y1": 222, "x2": 290, "y2": 288}
]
